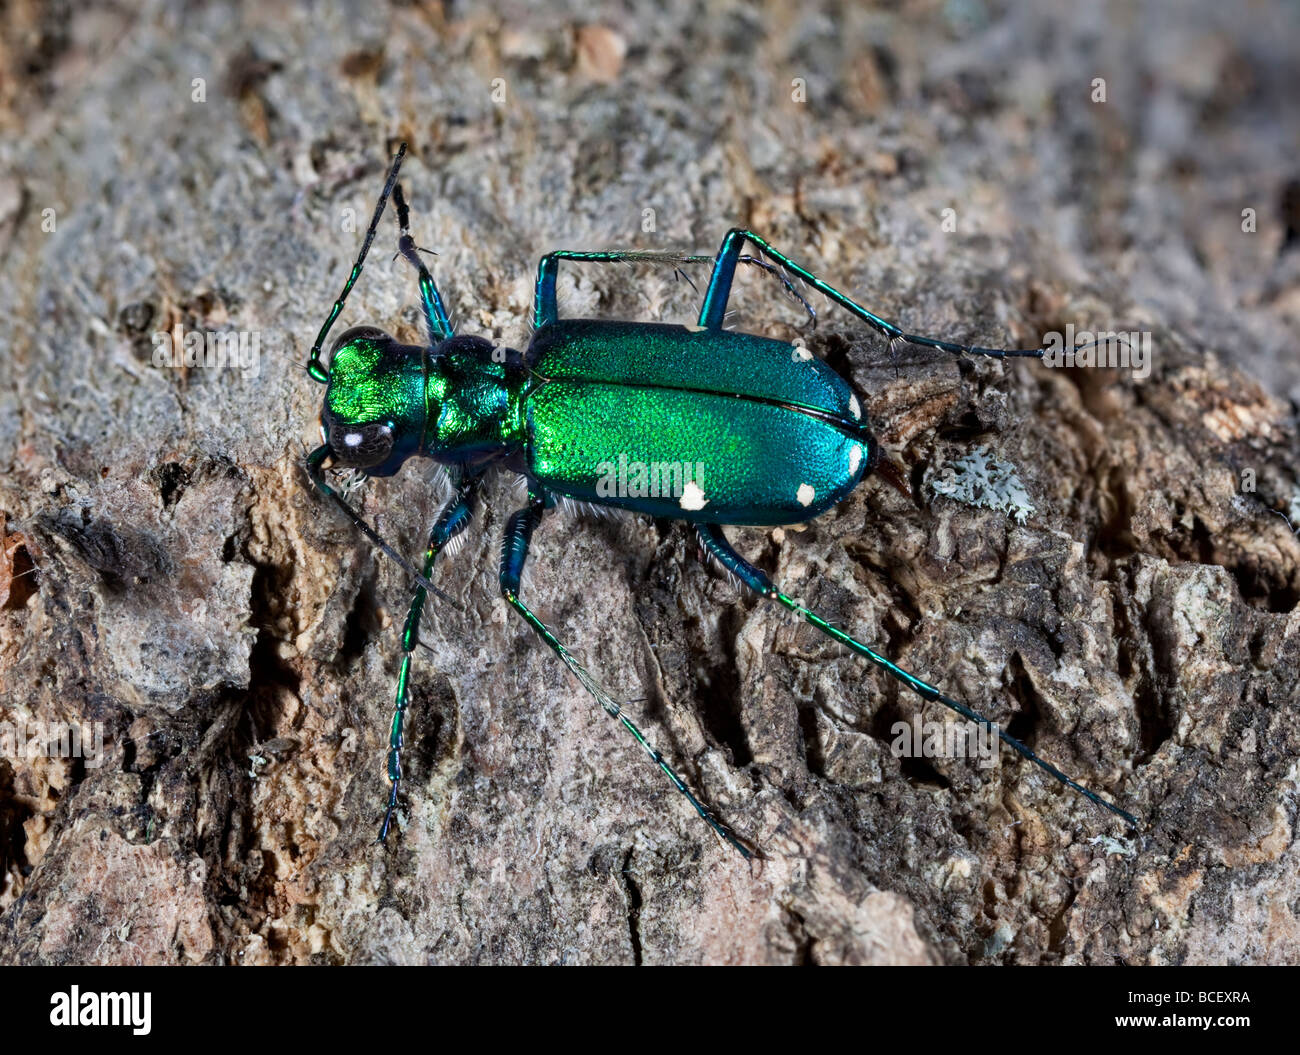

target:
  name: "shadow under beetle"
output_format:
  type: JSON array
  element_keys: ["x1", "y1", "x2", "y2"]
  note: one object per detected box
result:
[{"x1": 303, "y1": 143, "x2": 1138, "y2": 856}]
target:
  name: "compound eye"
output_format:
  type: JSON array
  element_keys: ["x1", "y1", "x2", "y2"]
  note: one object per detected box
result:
[
  {"x1": 329, "y1": 420, "x2": 395, "y2": 467},
  {"x1": 329, "y1": 325, "x2": 391, "y2": 355}
]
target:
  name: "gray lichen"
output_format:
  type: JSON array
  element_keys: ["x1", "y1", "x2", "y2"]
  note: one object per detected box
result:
[{"x1": 929, "y1": 445, "x2": 1037, "y2": 525}]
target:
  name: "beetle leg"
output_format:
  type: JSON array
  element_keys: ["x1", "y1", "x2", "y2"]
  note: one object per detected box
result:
[
  {"x1": 305, "y1": 444, "x2": 460, "y2": 607},
  {"x1": 378, "y1": 468, "x2": 483, "y2": 842},
  {"x1": 735, "y1": 254, "x2": 818, "y2": 327},
  {"x1": 532, "y1": 247, "x2": 816, "y2": 331},
  {"x1": 391, "y1": 181, "x2": 453, "y2": 343},
  {"x1": 694, "y1": 523, "x2": 1139, "y2": 829},
  {"x1": 499, "y1": 489, "x2": 752, "y2": 857},
  {"x1": 698, "y1": 228, "x2": 1048, "y2": 360},
  {"x1": 532, "y1": 249, "x2": 717, "y2": 329}
]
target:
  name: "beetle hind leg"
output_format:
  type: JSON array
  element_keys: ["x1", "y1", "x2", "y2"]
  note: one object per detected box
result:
[{"x1": 694, "y1": 523, "x2": 1138, "y2": 829}]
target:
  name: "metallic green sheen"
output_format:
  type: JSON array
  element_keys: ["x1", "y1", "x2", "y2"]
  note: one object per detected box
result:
[
  {"x1": 323, "y1": 323, "x2": 872, "y2": 523},
  {"x1": 423, "y1": 343, "x2": 523, "y2": 460},
  {"x1": 324, "y1": 335, "x2": 426, "y2": 440},
  {"x1": 522, "y1": 319, "x2": 871, "y2": 524}
]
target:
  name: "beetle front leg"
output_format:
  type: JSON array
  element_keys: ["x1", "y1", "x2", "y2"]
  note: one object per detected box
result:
[
  {"x1": 378, "y1": 468, "x2": 483, "y2": 841},
  {"x1": 499, "y1": 489, "x2": 752, "y2": 857},
  {"x1": 391, "y1": 182, "x2": 453, "y2": 343}
]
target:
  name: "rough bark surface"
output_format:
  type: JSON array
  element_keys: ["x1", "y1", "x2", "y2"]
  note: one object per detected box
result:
[{"x1": 1, "y1": 0, "x2": 1298, "y2": 965}]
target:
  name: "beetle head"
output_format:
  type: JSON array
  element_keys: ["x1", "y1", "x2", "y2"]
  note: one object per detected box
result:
[{"x1": 319, "y1": 326, "x2": 429, "y2": 476}]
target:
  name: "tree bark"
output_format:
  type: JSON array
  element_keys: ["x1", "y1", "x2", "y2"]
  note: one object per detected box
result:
[{"x1": 1, "y1": 0, "x2": 1298, "y2": 964}]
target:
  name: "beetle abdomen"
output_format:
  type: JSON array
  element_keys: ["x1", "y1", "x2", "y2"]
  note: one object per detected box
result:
[
  {"x1": 528, "y1": 319, "x2": 865, "y2": 423},
  {"x1": 524, "y1": 321, "x2": 872, "y2": 524}
]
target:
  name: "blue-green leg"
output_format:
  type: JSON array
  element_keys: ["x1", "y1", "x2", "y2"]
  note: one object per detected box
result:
[
  {"x1": 391, "y1": 182, "x2": 453, "y2": 343},
  {"x1": 532, "y1": 248, "x2": 815, "y2": 330},
  {"x1": 378, "y1": 469, "x2": 482, "y2": 841},
  {"x1": 695, "y1": 524, "x2": 1138, "y2": 828},
  {"x1": 533, "y1": 249, "x2": 715, "y2": 329},
  {"x1": 697, "y1": 228, "x2": 1047, "y2": 358},
  {"x1": 305, "y1": 444, "x2": 460, "y2": 608},
  {"x1": 500, "y1": 489, "x2": 752, "y2": 857}
]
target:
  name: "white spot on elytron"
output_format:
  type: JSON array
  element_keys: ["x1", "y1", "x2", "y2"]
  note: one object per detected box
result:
[
  {"x1": 679, "y1": 480, "x2": 709, "y2": 510},
  {"x1": 793, "y1": 344, "x2": 814, "y2": 362},
  {"x1": 849, "y1": 394, "x2": 861, "y2": 419},
  {"x1": 849, "y1": 444, "x2": 862, "y2": 474},
  {"x1": 796, "y1": 483, "x2": 815, "y2": 506},
  {"x1": 344, "y1": 432, "x2": 363, "y2": 447}
]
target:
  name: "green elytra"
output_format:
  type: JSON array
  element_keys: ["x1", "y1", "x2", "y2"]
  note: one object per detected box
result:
[{"x1": 303, "y1": 143, "x2": 1138, "y2": 856}]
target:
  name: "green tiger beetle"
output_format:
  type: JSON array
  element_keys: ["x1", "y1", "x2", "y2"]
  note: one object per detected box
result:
[{"x1": 303, "y1": 143, "x2": 1138, "y2": 857}]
